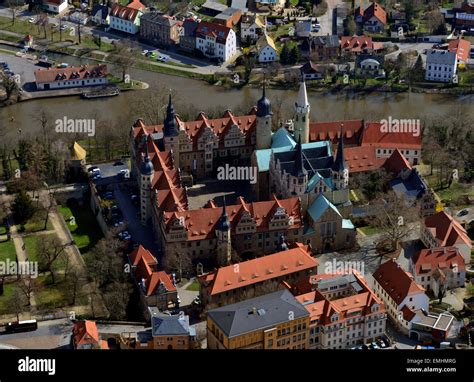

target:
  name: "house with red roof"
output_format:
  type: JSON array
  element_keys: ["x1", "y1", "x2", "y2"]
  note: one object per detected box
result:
[
  {"x1": 199, "y1": 242, "x2": 317, "y2": 309},
  {"x1": 195, "y1": 21, "x2": 237, "y2": 62},
  {"x1": 294, "y1": 272, "x2": 386, "y2": 349},
  {"x1": 340, "y1": 35, "x2": 383, "y2": 55},
  {"x1": 448, "y1": 38, "x2": 471, "y2": 62},
  {"x1": 128, "y1": 245, "x2": 178, "y2": 311},
  {"x1": 109, "y1": 0, "x2": 146, "y2": 35},
  {"x1": 73, "y1": 320, "x2": 108, "y2": 349},
  {"x1": 372, "y1": 259, "x2": 429, "y2": 334},
  {"x1": 34, "y1": 65, "x2": 108, "y2": 90},
  {"x1": 355, "y1": 2, "x2": 387, "y2": 33},
  {"x1": 409, "y1": 247, "x2": 466, "y2": 296},
  {"x1": 421, "y1": 211, "x2": 472, "y2": 264}
]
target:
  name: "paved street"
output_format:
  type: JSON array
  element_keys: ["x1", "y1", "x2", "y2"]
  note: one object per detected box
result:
[
  {"x1": 315, "y1": 0, "x2": 344, "y2": 36},
  {"x1": 0, "y1": 318, "x2": 73, "y2": 349}
]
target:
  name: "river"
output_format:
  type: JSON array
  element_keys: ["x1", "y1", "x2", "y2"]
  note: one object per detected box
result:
[{"x1": 1, "y1": 45, "x2": 473, "y2": 142}]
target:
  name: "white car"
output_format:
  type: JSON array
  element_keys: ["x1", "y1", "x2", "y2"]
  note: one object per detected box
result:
[
  {"x1": 142, "y1": 49, "x2": 149, "y2": 56},
  {"x1": 28, "y1": 17, "x2": 36, "y2": 23},
  {"x1": 157, "y1": 55, "x2": 169, "y2": 62}
]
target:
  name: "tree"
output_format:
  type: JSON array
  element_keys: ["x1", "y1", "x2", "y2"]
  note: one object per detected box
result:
[
  {"x1": 104, "y1": 282, "x2": 131, "y2": 320},
  {"x1": 18, "y1": 276, "x2": 37, "y2": 306},
  {"x1": 7, "y1": 287, "x2": 26, "y2": 321},
  {"x1": 163, "y1": 251, "x2": 193, "y2": 281},
  {"x1": 16, "y1": 139, "x2": 32, "y2": 171},
  {"x1": 438, "y1": 284, "x2": 446, "y2": 305},
  {"x1": 12, "y1": 190, "x2": 35, "y2": 229},
  {"x1": 410, "y1": 54, "x2": 424, "y2": 83},
  {"x1": 372, "y1": 191, "x2": 418, "y2": 251},
  {"x1": 86, "y1": 237, "x2": 124, "y2": 287},
  {"x1": 289, "y1": 44, "x2": 301, "y2": 65},
  {"x1": 280, "y1": 42, "x2": 291, "y2": 65},
  {"x1": 426, "y1": 10, "x2": 446, "y2": 35},
  {"x1": 64, "y1": 267, "x2": 82, "y2": 305},
  {"x1": 242, "y1": 54, "x2": 256, "y2": 84},
  {"x1": 37, "y1": 236, "x2": 67, "y2": 284},
  {"x1": 109, "y1": 41, "x2": 139, "y2": 82},
  {"x1": 6, "y1": 0, "x2": 24, "y2": 25},
  {"x1": 345, "y1": 15, "x2": 357, "y2": 36}
]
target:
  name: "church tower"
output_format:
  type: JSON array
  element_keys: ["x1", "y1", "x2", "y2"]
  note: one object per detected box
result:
[
  {"x1": 293, "y1": 80, "x2": 310, "y2": 144},
  {"x1": 163, "y1": 91, "x2": 180, "y2": 168},
  {"x1": 140, "y1": 142, "x2": 154, "y2": 226},
  {"x1": 331, "y1": 126, "x2": 349, "y2": 190},
  {"x1": 215, "y1": 197, "x2": 232, "y2": 267},
  {"x1": 256, "y1": 81, "x2": 273, "y2": 149}
]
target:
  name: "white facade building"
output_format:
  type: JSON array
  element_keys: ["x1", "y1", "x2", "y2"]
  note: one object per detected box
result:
[
  {"x1": 196, "y1": 22, "x2": 237, "y2": 62},
  {"x1": 425, "y1": 50, "x2": 458, "y2": 83},
  {"x1": 43, "y1": 0, "x2": 68, "y2": 14},
  {"x1": 34, "y1": 65, "x2": 108, "y2": 90},
  {"x1": 109, "y1": 0, "x2": 145, "y2": 35}
]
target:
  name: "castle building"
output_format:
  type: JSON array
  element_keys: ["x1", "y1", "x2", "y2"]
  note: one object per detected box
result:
[{"x1": 158, "y1": 195, "x2": 305, "y2": 266}]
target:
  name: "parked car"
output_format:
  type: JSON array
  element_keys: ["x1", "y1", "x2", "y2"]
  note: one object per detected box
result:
[
  {"x1": 118, "y1": 230, "x2": 132, "y2": 241},
  {"x1": 60, "y1": 24, "x2": 68, "y2": 31},
  {"x1": 457, "y1": 208, "x2": 469, "y2": 217},
  {"x1": 157, "y1": 55, "x2": 169, "y2": 62},
  {"x1": 28, "y1": 17, "x2": 37, "y2": 23},
  {"x1": 113, "y1": 160, "x2": 124, "y2": 166}
]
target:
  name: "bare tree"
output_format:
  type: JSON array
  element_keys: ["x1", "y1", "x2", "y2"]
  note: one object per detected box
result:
[
  {"x1": 64, "y1": 267, "x2": 82, "y2": 306},
  {"x1": 7, "y1": 287, "x2": 26, "y2": 321},
  {"x1": 18, "y1": 276, "x2": 37, "y2": 306},
  {"x1": 37, "y1": 236, "x2": 68, "y2": 284},
  {"x1": 372, "y1": 191, "x2": 418, "y2": 251},
  {"x1": 109, "y1": 41, "x2": 139, "y2": 82},
  {"x1": 162, "y1": 251, "x2": 193, "y2": 281},
  {"x1": 6, "y1": 0, "x2": 24, "y2": 25}
]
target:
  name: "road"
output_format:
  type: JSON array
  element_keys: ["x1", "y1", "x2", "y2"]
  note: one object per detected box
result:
[
  {"x1": 315, "y1": 0, "x2": 344, "y2": 36},
  {"x1": 0, "y1": 318, "x2": 73, "y2": 349},
  {"x1": 0, "y1": 6, "x2": 229, "y2": 75}
]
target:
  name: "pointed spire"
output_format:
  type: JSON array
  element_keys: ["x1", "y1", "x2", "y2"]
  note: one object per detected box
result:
[
  {"x1": 295, "y1": 80, "x2": 310, "y2": 112},
  {"x1": 217, "y1": 195, "x2": 230, "y2": 231},
  {"x1": 140, "y1": 137, "x2": 153, "y2": 176},
  {"x1": 257, "y1": 74, "x2": 272, "y2": 117},
  {"x1": 332, "y1": 123, "x2": 346, "y2": 172},
  {"x1": 295, "y1": 135, "x2": 308, "y2": 178},
  {"x1": 163, "y1": 89, "x2": 179, "y2": 137}
]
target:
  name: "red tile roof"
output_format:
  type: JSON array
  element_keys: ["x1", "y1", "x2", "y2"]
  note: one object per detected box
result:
[
  {"x1": 343, "y1": 145, "x2": 386, "y2": 173},
  {"x1": 412, "y1": 246, "x2": 466, "y2": 275},
  {"x1": 360, "y1": 122, "x2": 422, "y2": 149},
  {"x1": 383, "y1": 148, "x2": 412, "y2": 175},
  {"x1": 340, "y1": 36, "x2": 375, "y2": 52},
  {"x1": 110, "y1": 1, "x2": 144, "y2": 22},
  {"x1": 129, "y1": 245, "x2": 158, "y2": 267},
  {"x1": 309, "y1": 120, "x2": 364, "y2": 146},
  {"x1": 73, "y1": 320, "x2": 100, "y2": 348},
  {"x1": 448, "y1": 38, "x2": 471, "y2": 62},
  {"x1": 359, "y1": 2, "x2": 387, "y2": 25},
  {"x1": 401, "y1": 305, "x2": 416, "y2": 321},
  {"x1": 201, "y1": 243, "x2": 317, "y2": 296},
  {"x1": 424, "y1": 211, "x2": 472, "y2": 249},
  {"x1": 34, "y1": 64, "x2": 108, "y2": 84},
  {"x1": 129, "y1": 245, "x2": 177, "y2": 296},
  {"x1": 373, "y1": 259, "x2": 425, "y2": 305},
  {"x1": 295, "y1": 272, "x2": 384, "y2": 325},
  {"x1": 163, "y1": 195, "x2": 303, "y2": 241},
  {"x1": 196, "y1": 21, "x2": 232, "y2": 44}
]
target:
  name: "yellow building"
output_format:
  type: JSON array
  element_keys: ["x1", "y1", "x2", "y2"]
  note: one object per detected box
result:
[{"x1": 207, "y1": 290, "x2": 310, "y2": 349}]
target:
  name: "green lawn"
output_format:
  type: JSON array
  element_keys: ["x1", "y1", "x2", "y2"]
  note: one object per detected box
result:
[
  {"x1": 186, "y1": 279, "x2": 200, "y2": 291},
  {"x1": 0, "y1": 238, "x2": 16, "y2": 263},
  {"x1": 23, "y1": 209, "x2": 54, "y2": 233},
  {"x1": 34, "y1": 275, "x2": 68, "y2": 310},
  {"x1": 0, "y1": 282, "x2": 15, "y2": 315},
  {"x1": 358, "y1": 226, "x2": 382, "y2": 236},
  {"x1": 58, "y1": 203, "x2": 102, "y2": 254},
  {"x1": 22, "y1": 234, "x2": 57, "y2": 262}
]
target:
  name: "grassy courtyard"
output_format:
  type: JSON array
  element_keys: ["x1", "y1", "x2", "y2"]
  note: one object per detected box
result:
[
  {"x1": 58, "y1": 202, "x2": 102, "y2": 255},
  {"x1": 0, "y1": 238, "x2": 16, "y2": 263}
]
